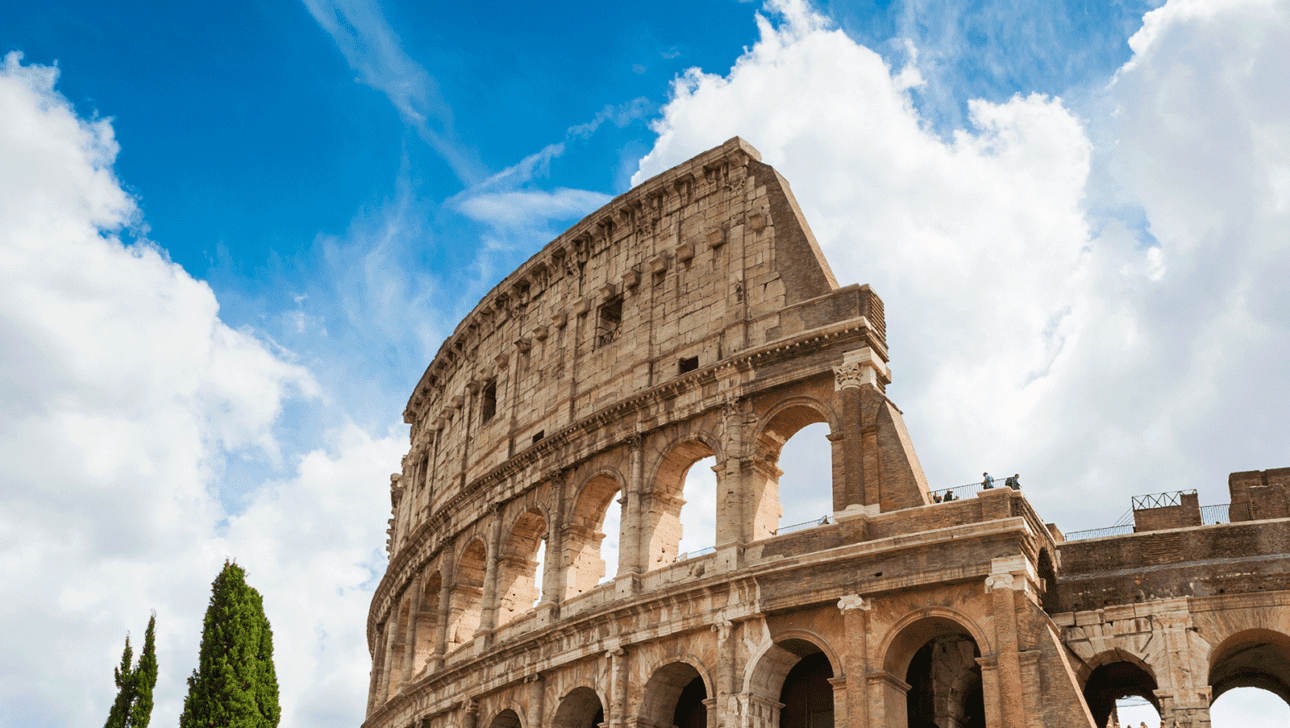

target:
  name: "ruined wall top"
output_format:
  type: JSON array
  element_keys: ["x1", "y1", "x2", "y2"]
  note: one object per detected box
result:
[{"x1": 388, "y1": 138, "x2": 886, "y2": 550}]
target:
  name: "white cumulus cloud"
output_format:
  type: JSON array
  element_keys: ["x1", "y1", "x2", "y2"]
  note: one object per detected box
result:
[{"x1": 0, "y1": 51, "x2": 402, "y2": 728}]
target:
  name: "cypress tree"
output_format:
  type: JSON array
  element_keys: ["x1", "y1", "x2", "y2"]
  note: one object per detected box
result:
[
  {"x1": 103, "y1": 613, "x2": 158, "y2": 728},
  {"x1": 132, "y1": 613, "x2": 158, "y2": 728},
  {"x1": 104, "y1": 634, "x2": 134, "y2": 728},
  {"x1": 179, "y1": 560, "x2": 281, "y2": 728}
]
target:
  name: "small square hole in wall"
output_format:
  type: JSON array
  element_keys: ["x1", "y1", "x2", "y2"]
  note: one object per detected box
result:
[
  {"x1": 678, "y1": 356, "x2": 699, "y2": 374},
  {"x1": 532, "y1": 431, "x2": 544, "y2": 446}
]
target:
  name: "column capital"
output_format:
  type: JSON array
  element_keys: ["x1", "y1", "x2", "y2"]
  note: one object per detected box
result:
[
  {"x1": 833, "y1": 347, "x2": 889, "y2": 390},
  {"x1": 837, "y1": 594, "x2": 871, "y2": 612}
]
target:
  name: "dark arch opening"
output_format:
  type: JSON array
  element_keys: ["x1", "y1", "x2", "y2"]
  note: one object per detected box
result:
[
  {"x1": 641, "y1": 662, "x2": 708, "y2": 728},
  {"x1": 1209, "y1": 629, "x2": 1290, "y2": 706},
  {"x1": 673, "y1": 676, "x2": 707, "y2": 728},
  {"x1": 488, "y1": 709, "x2": 522, "y2": 728},
  {"x1": 904, "y1": 635, "x2": 983, "y2": 728},
  {"x1": 552, "y1": 687, "x2": 605, "y2": 728},
  {"x1": 779, "y1": 652, "x2": 834, "y2": 728},
  {"x1": 1082, "y1": 660, "x2": 1159, "y2": 728}
]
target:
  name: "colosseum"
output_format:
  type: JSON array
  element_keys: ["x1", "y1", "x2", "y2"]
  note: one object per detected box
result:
[{"x1": 363, "y1": 138, "x2": 1290, "y2": 728}]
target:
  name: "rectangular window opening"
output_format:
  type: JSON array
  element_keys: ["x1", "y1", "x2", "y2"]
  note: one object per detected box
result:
[
  {"x1": 597, "y1": 296, "x2": 623, "y2": 348},
  {"x1": 531, "y1": 431, "x2": 545, "y2": 446},
  {"x1": 481, "y1": 380, "x2": 498, "y2": 423},
  {"x1": 678, "y1": 356, "x2": 699, "y2": 374}
]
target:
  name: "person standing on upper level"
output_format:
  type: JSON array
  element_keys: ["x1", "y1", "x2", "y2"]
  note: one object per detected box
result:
[
  {"x1": 981, "y1": 472, "x2": 995, "y2": 489},
  {"x1": 1005, "y1": 474, "x2": 1021, "y2": 490}
]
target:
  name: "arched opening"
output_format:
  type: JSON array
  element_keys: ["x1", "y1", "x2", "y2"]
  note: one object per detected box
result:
[
  {"x1": 447, "y1": 539, "x2": 487, "y2": 650},
  {"x1": 649, "y1": 440, "x2": 716, "y2": 569},
  {"x1": 1209, "y1": 629, "x2": 1290, "y2": 709},
  {"x1": 412, "y1": 571, "x2": 441, "y2": 676},
  {"x1": 755, "y1": 402, "x2": 835, "y2": 539},
  {"x1": 497, "y1": 508, "x2": 547, "y2": 626},
  {"x1": 1108, "y1": 696, "x2": 1161, "y2": 728},
  {"x1": 883, "y1": 616, "x2": 983, "y2": 728},
  {"x1": 1081, "y1": 656, "x2": 1160, "y2": 728},
  {"x1": 567, "y1": 475, "x2": 622, "y2": 597},
  {"x1": 747, "y1": 637, "x2": 837, "y2": 728},
  {"x1": 487, "y1": 709, "x2": 522, "y2": 728},
  {"x1": 552, "y1": 686, "x2": 605, "y2": 728},
  {"x1": 779, "y1": 652, "x2": 835, "y2": 728},
  {"x1": 640, "y1": 662, "x2": 709, "y2": 728},
  {"x1": 1211, "y1": 686, "x2": 1290, "y2": 726}
]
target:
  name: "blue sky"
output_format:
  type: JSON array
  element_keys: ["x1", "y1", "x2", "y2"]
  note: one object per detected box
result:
[{"x1": 2, "y1": 0, "x2": 1289, "y2": 726}]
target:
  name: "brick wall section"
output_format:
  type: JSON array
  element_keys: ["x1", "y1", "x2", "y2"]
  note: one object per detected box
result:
[
  {"x1": 1133, "y1": 492, "x2": 1201, "y2": 532},
  {"x1": 1055, "y1": 519, "x2": 1290, "y2": 611},
  {"x1": 1230, "y1": 467, "x2": 1290, "y2": 521}
]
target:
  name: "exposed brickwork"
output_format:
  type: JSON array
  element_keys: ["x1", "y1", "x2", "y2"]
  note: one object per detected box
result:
[{"x1": 362, "y1": 139, "x2": 1290, "y2": 728}]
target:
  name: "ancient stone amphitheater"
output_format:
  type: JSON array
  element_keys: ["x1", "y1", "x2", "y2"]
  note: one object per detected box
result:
[{"x1": 363, "y1": 139, "x2": 1290, "y2": 728}]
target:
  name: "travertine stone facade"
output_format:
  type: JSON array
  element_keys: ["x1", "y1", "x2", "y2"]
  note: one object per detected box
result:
[{"x1": 364, "y1": 140, "x2": 1290, "y2": 728}]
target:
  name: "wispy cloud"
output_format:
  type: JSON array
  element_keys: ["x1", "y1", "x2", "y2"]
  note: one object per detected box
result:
[{"x1": 302, "y1": 0, "x2": 486, "y2": 185}]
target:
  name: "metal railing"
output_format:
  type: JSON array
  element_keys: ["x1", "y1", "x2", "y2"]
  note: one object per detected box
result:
[
  {"x1": 675, "y1": 546, "x2": 715, "y2": 561},
  {"x1": 1064, "y1": 509, "x2": 1134, "y2": 541},
  {"x1": 597, "y1": 326, "x2": 622, "y2": 347},
  {"x1": 1201, "y1": 503, "x2": 1231, "y2": 525},
  {"x1": 928, "y1": 473, "x2": 1024, "y2": 503},
  {"x1": 1131, "y1": 489, "x2": 1197, "y2": 510},
  {"x1": 774, "y1": 515, "x2": 831, "y2": 536}
]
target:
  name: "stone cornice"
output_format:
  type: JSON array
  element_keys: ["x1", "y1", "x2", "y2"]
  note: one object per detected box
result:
[{"x1": 368, "y1": 314, "x2": 881, "y2": 644}]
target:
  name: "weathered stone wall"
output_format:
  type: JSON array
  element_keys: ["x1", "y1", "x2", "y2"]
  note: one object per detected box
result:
[{"x1": 362, "y1": 138, "x2": 1290, "y2": 728}]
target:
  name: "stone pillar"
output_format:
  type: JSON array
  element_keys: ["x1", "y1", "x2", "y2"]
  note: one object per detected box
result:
[
  {"x1": 833, "y1": 348, "x2": 890, "y2": 514},
  {"x1": 399, "y1": 572, "x2": 424, "y2": 690},
  {"x1": 867, "y1": 671, "x2": 910, "y2": 728},
  {"x1": 739, "y1": 693, "x2": 784, "y2": 728},
  {"x1": 432, "y1": 558, "x2": 453, "y2": 671},
  {"x1": 461, "y1": 699, "x2": 480, "y2": 728},
  {"x1": 527, "y1": 673, "x2": 546, "y2": 728},
  {"x1": 367, "y1": 623, "x2": 388, "y2": 715},
  {"x1": 607, "y1": 647, "x2": 627, "y2": 728},
  {"x1": 1152, "y1": 610, "x2": 1212, "y2": 728},
  {"x1": 713, "y1": 614, "x2": 736, "y2": 728},
  {"x1": 618, "y1": 435, "x2": 645, "y2": 593},
  {"x1": 827, "y1": 677, "x2": 848, "y2": 728},
  {"x1": 838, "y1": 595, "x2": 870, "y2": 728},
  {"x1": 478, "y1": 504, "x2": 504, "y2": 645},
  {"x1": 976, "y1": 656, "x2": 1002, "y2": 728},
  {"x1": 985, "y1": 561, "x2": 1027, "y2": 728},
  {"x1": 377, "y1": 614, "x2": 400, "y2": 704},
  {"x1": 538, "y1": 474, "x2": 565, "y2": 624}
]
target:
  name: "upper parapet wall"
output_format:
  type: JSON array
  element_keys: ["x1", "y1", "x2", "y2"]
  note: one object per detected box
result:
[{"x1": 401, "y1": 137, "x2": 849, "y2": 438}]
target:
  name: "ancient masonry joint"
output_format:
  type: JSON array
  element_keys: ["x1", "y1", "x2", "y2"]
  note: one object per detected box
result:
[{"x1": 364, "y1": 138, "x2": 1290, "y2": 728}]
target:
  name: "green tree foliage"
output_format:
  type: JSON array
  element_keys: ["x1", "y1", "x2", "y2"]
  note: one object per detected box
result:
[
  {"x1": 103, "y1": 613, "x2": 158, "y2": 728},
  {"x1": 179, "y1": 560, "x2": 281, "y2": 728}
]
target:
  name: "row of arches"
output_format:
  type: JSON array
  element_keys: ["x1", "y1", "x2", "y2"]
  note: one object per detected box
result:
[
  {"x1": 1079, "y1": 629, "x2": 1290, "y2": 727},
  {"x1": 437, "y1": 611, "x2": 995, "y2": 728},
  {"x1": 375, "y1": 400, "x2": 847, "y2": 706}
]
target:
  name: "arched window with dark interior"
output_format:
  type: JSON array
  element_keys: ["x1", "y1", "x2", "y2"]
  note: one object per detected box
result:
[{"x1": 640, "y1": 662, "x2": 709, "y2": 728}]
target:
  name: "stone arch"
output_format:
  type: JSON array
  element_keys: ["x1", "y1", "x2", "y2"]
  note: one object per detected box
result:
[
  {"x1": 644, "y1": 434, "x2": 721, "y2": 570},
  {"x1": 1079, "y1": 649, "x2": 1160, "y2": 728},
  {"x1": 447, "y1": 538, "x2": 487, "y2": 649},
  {"x1": 879, "y1": 609, "x2": 989, "y2": 728},
  {"x1": 551, "y1": 686, "x2": 606, "y2": 728},
  {"x1": 1208, "y1": 628, "x2": 1290, "y2": 705},
  {"x1": 745, "y1": 630, "x2": 843, "y2": 697},
  {"x1": 751, "y1": 396, "x2": 840, "y2": 539},
  {"x1": 638, "y1": 660, "x2": 713, "y2": 728},
  {"x1": 412, "y1": 569, "x2": 442, "y2": 676},
  {"x1": 566, "y1": 471, "x2": 625, "y2": 598},
  {"x1": 497, "y1": 507, "x2": 548, "y2": 626},
  {"x1": 484, "y1": 707, "x2": 524, "y2": 728}
]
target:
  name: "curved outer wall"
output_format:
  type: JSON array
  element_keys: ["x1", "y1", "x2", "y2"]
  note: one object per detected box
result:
[{"x1": 363, "y1": 139, "x2": 1290, "y2": 728}]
